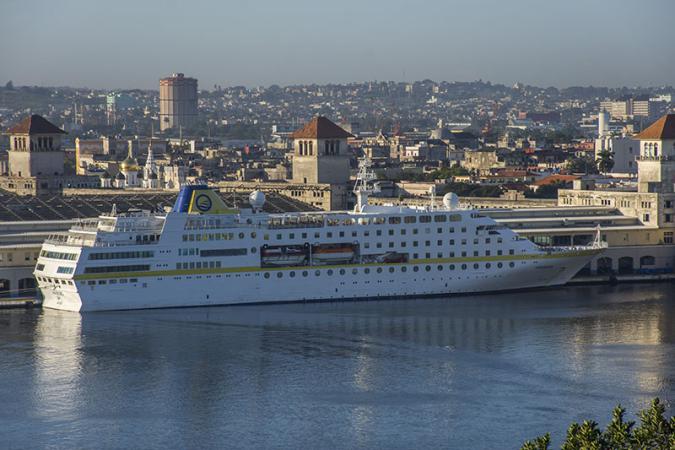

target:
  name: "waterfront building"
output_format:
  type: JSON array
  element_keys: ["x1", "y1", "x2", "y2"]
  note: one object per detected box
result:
[
  {"x1": 159, "y1": 73, "x2": 198, "y2": 131},
  {"x1": 1, "y1": 115, "x2": 99, "y2": 195},
  {"x1": 555, "y1": 113, "x2": 675, "y2": 273}
]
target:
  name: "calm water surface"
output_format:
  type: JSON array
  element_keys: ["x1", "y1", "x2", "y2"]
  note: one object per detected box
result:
[{"x1": 1, "y1": 284, "x2": 673, "y2": 449}]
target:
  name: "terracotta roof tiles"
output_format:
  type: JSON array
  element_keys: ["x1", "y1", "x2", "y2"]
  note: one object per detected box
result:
[
  {"x1": 290, "y1": 116, "x2": 353, "y2": 139},
  {"x1": 7, "y1": 114, "x2": 67, "y2": 135},
  {"x1": 634, "y1": 114, "x2": 675, "y2": 140}
]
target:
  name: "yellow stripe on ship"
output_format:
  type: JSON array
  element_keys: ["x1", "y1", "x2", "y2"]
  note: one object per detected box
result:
[{"x1": 73, "y1": 248, "x2": 602, "y2": 281}]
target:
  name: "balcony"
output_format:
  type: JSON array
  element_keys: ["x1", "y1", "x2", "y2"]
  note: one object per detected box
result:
[{"x1": 637, "y1": 155, "x2": 674, "y2": 161}]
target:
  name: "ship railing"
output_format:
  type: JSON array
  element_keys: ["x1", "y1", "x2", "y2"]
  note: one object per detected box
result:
[
  {"x1": 44, "y1": 233, "x2": 95, "y2": 247},
  {"x1": 267, "y1": 222, "x2": 324, "y2": 229},
  {"x1": 113, "y1": 226, "x2": 165, "y2": 233},
  {"x1": 43, "y1": 234, "x2": 160, "y2": 248},
  {"x1": 543, "y1": 245, "x2": 601, "y2": 254},
  {"x1": 90, "y1": 240, "x2": 160, "y2": 247},
  {"x1": 71, "y1": 218, "x2": 100, "y2": 232}
]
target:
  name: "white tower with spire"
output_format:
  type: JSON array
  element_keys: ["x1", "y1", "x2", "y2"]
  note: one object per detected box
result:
[{"x1": 142, "y1": 129, "x2": 158, "y2": 189}]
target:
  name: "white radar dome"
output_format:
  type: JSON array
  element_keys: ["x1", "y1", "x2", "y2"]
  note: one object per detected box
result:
[
  {"x1": 249, "y1": 191, "x2": 266, "y2": 210},
  {"x1": 442, "y1": 192, "x2": 458, "y2": 210}
]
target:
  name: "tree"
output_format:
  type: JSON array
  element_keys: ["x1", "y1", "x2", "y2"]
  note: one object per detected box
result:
[
  {"x1": 596, "y1": 150, "x2": 615, "y2": 173},
  {"x1": 524, "y1": 181, "x2": 570, "y2": 199},
  {"x1": 428, "y1": 166, "x2": 469, "y2": 180},
  {"x1": 522, "y1": 433, "x2": 551, "y2": 450},
  {"x1": 521, "y1": 399, "x2": 674, "y2": 450},
  {"x1": 5, "y1": 80, "x2": 13, "y2": 89},
  {"x1": 565, "y1": 156, "x2": 598, "y2": 174}
]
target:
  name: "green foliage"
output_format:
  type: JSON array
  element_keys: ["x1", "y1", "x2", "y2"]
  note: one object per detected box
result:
[
  {"x1": 632, "y1": 399, "x2": 674, "y2": 449},
  {"x1": 428, "y1": 166, "x2": 470, "y2": 180},
  {"x1": 602, "y1": 405, "x2": 634, "y2": 450},
  {"x1": 522, "y1": 433, "x2": 551, "y2": 450},
  {"x1": 596, "y1": 150, "x2": 615, "y2": 173},
  {"x1": 399, "y1": 166, "x2": 469, "y2": 182},
  {"x1": 523, "y1": 181, "x2": 570, "y2": 199},
  {"x1": 565, "y1": 156, "x2": 598, "y2": 174},
  {"x1": 436, "y1": 182, "x2": 503, "y2": 198},
  {"x1": 521, "y1": 399, "x2": 674, "y2": 450},
  {"x1": 561, "y1": 421, "x2": 603, "y2": 450}
]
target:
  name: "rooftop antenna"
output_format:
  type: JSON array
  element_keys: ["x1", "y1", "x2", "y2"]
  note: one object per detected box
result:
[
  {"x1": 353, "y1": 158, "x2": 379, "y2": 213},
  {"x1": 429, "y1": 185, "x2": 437, "y2": 211}
]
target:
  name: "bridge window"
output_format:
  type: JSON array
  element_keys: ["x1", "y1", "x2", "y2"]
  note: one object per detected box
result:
[{"x1": 84, "y1": 264, "x2": 150, "y2": 274}]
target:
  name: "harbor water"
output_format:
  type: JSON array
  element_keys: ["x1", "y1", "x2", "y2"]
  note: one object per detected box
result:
[{"x1": 1, "y1": 284, "x2": 673, "y2": 449}]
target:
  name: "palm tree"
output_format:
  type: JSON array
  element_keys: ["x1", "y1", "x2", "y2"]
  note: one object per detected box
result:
[{"x1": 596, "y1": 150, "x2": 615, "y2": 173}]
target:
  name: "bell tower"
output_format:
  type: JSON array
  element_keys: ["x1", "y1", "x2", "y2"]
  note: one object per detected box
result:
[
  {"x1": 290, "y1": 116, "x2": 352, "y2": 184},
  {"x1": 6, "y1": 115, "x2": 66, "y2": 177},
  {"x1": 635, "y1": 114, "x2": 675, "y2": 193}
]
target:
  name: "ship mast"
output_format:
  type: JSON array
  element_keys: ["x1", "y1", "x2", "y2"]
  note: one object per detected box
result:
[{"x1": 353, "y1": 158, "x2": 379, "y2": 213}]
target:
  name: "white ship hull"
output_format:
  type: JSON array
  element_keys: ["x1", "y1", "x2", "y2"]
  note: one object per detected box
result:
[
  {"x1": 35, "y1": 184, "x2": 605, "y2": 313},
  {"x1": 42, "y1": 251, "x2": 597, "y2": 312}
]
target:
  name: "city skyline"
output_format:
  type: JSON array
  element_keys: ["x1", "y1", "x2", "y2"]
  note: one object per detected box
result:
[{"x1": 1, "y1": 0, "x2": 674, "y2": 90}]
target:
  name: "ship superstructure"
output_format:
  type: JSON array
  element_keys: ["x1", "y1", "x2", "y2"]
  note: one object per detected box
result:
[{"x1": 35, "y1": 172, "x2": 604, "y2": 311}]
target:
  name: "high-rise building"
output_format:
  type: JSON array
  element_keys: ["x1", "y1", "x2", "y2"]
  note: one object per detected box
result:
[
  {"x1": 159, "y1": 73, "x2": 198, "y2": 131},
  {"x1": 599, "y1": 98, "x2": 654, "y2": 120}
]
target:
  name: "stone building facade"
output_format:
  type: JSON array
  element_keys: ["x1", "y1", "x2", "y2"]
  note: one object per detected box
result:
[{"x1": 2, "y1": 115, "x2": 99, "y2": 195}]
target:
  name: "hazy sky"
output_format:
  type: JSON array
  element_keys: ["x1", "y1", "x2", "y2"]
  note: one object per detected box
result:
[{"x1": 1, "y1": 0, "x2": 674, "y2": 90}]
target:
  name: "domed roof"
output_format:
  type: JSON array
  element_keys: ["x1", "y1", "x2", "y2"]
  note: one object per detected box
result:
[
  {"x1": 116, "y1": 172, "x2": 126, "y2": 180},
  {"x1": 100, "y1": 171, "x2": 111, "y2": 179},
  {"x1": 120, "y1": 156, "x2": 139, "y2": 171}
]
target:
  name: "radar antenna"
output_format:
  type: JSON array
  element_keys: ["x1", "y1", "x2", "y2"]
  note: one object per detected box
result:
[{"x1": 353, "y1": 158, "x2": 379, "y2": 212}]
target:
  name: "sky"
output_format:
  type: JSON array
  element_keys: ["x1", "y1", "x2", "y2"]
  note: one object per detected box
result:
[{"x1": 1, "y1": 0, "x2": 674, "y2": 90}]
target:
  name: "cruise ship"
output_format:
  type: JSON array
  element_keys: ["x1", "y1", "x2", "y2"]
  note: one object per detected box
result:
[{"x1": 35, "y1": 168, "x2": 604, "y2": 312}]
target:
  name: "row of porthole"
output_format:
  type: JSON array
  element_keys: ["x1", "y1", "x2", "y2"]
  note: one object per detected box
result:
[{"x1": 262, "y1": 262, "x2": 517, "y2": 279}]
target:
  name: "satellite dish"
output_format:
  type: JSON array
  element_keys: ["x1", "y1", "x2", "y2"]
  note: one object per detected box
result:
[
  {"x1": 443, "y1": 192, "x2": 458, "y2": 210},
  {"x1": 249, "y1": 191, "x2": 266, "y2": 211}
]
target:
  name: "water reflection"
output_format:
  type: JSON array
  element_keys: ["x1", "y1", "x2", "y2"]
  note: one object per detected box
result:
[
  {"x1": 33, "y1": 310, "x2": 83, "y2": 423},
  {"x1": 0, "y1": 284, "x2": 672, "y2": 448}
]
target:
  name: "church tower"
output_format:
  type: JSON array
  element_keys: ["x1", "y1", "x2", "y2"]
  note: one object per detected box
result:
[
  {"x1": 142, "y1": 140, "x2": 159, "y2": 189},
  {"x1": 636, "y1": 113, "x2": 675, "y2": 193},
  {"x1": 6, "y1": 115, "x2": 66, "y2": 177},
  {"x1": 119, "y1": 148, "x2": 140, "y2": 188},
  {"x1": 291, "y1": 116, "x2": 353, "y2": 184}
]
